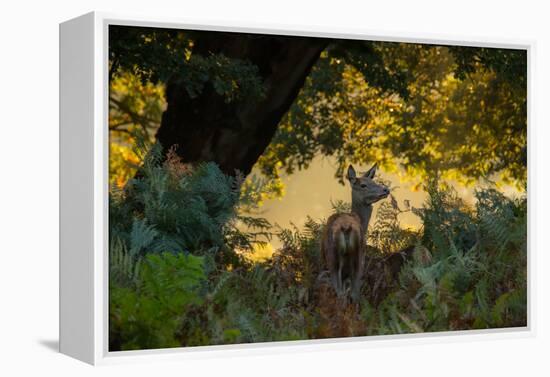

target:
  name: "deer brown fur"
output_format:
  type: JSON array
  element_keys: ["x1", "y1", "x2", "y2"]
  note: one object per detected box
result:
[{"x1": 321, "y1": 164, "x2": 390, "y2": 301}]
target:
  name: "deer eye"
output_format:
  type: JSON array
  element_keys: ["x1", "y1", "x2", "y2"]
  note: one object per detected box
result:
[{"x1": 360, "y1": 184, "x2": 367, "y2": 188}]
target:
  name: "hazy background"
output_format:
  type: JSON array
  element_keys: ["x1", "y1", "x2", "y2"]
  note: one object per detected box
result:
[{"x1": 252, "y1": 154, "x2": 521, "y2": 254}]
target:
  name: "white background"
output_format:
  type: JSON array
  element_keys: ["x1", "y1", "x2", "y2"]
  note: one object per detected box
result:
[{"x1": 1, "y1": 0, "x2": 548, "y2": 375}]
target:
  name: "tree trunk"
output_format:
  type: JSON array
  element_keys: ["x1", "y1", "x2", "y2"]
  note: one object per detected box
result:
[{"x1": 155, "y1": 34, "x2": 327, "y2": 176}]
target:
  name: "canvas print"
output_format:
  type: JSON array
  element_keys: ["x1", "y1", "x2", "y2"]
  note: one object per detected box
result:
[{"x1": 108, "y1": 25, "x2": 527, "y2": 351}]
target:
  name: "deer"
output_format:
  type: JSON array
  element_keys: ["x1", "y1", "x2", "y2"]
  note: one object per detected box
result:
[{"x1": 321, "y1": 163, "x2": 390, "y2": 302}]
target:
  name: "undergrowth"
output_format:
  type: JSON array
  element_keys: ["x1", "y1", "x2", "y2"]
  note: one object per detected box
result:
[{"x1": 109, "y1": 145, "x2": 527, "y2": 350}]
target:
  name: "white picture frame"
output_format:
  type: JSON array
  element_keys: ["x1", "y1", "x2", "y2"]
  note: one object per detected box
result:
[{"x1": 59, "y1": 11, "x2": 534, "y2": 365}]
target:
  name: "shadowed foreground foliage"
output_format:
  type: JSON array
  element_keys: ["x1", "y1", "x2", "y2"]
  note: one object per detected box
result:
[{"x1": 109, "y1": 146, "x2": 526, "y2": 350}]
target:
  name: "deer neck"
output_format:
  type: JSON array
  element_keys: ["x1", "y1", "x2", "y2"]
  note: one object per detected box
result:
[{"x1": 351, "y1": 199, "x2": 373, "y2": 235}]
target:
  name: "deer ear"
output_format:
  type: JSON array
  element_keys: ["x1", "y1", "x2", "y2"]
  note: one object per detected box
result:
[
  {"x1": 347, "y1": 165, "x2": 357, "y2": 182},
  {"x1": 364, "y1": 163, "x2": 378, "y2": 179}
]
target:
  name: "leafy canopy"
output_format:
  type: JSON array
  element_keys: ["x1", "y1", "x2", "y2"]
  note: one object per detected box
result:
[
  {"x1": 109, "y1": 27, "x2": 526, "y2": 189},
  {"x1": 259, "y1": 43, "x2": 526, "y2": 187}
]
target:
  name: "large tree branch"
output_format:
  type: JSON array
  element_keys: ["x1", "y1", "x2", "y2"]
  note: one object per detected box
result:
[{"x1": 155, "y1": 34, "x2": 328, "y2": 176}]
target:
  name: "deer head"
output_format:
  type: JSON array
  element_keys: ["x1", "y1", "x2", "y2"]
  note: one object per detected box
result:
[{"x1": 346, "y1": 163, "x2": 390, "y2": 206}]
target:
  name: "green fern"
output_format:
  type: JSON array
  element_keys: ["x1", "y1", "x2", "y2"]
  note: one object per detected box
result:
[
  {"x1": 109, "y1": 142, "x2": 526, "y2": 348},
  {"x1": 109, "y1": 252, "x2": 206, "y2": 350},
  {"x1": 129, "y1": 218, "x2": 158, "y2": 256}
]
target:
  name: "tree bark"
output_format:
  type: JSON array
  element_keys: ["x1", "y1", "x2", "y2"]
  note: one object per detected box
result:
[{"x1": 155, "y1": 33, "x2": 328, "y2": 176}]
